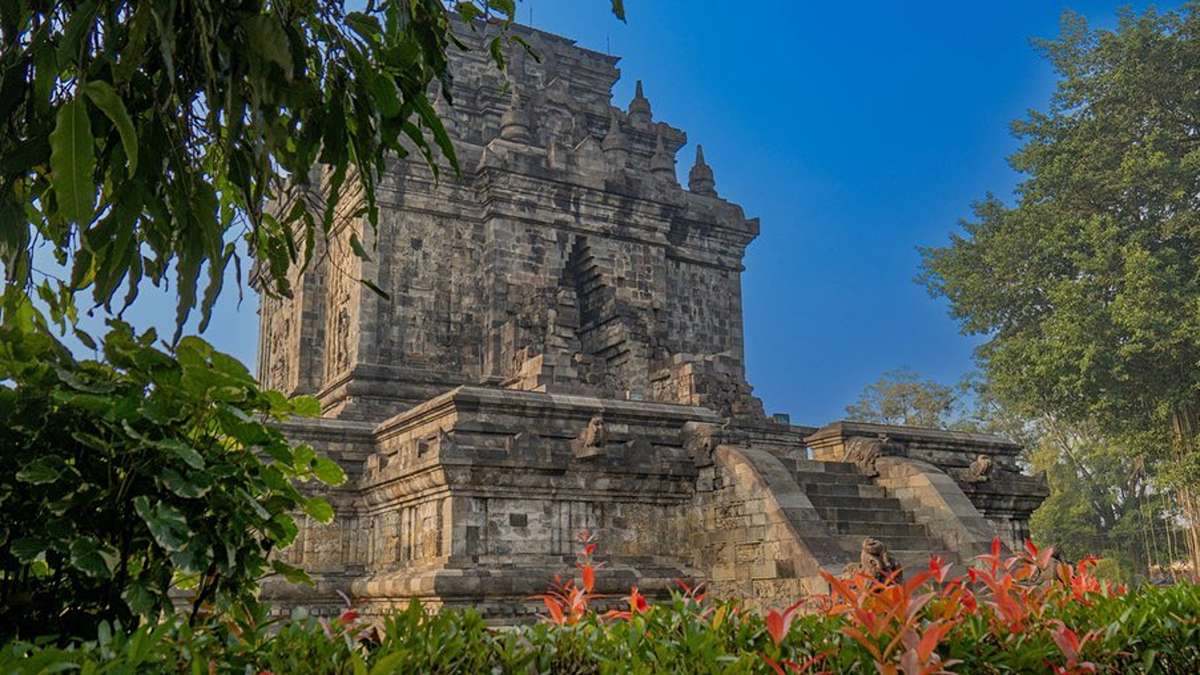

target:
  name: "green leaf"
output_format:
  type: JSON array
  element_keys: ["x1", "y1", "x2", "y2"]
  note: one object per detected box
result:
[
  {"x1": 267, "y1": 512, "x2": 299, "y2": 546},
  {"x1": 412, "y1": 93, "x2": 460, "y2": 174},
  {"x1": 114, "y1": 4, "x2": 152, "y2": 83},
  {"x1": 198, "y1": 243, "x2": 234, "y2": 333},
  {"x1": 349, "y1": 232, "x2": 372, "y2": 262},
  {"x1": 169, "y1": 191, "x2": 211, "y2": 344},
  {"x1": 368, "y1": 73, "x2": 402, "y2": 119},
  {"x1": 360, "y1": 278, "x2": 390, "y2": 300},
  {"x1": 16, "y1": 458, "x2": 61, "y2": 485},
  {"x1": 312, "y1": 457, "x2": 347, "y2": 486},
  {"x1": 122, "y1": 581, "x2": 157, "y2": 615},
  {"x1": 159, "y1": 468, "x2": 211, "y2": 499},
  {"x1": 0, "y1": 136, "x2": 50, "y2": 176},
  {"x1": 293, "y1": 443, "x2": 316, "y2": 469},
  {"x1": 302, "y1": 497, "x2": 335, "y2": 524},
  {"x1": 134, "y1": 496, "x2": 190, "y2": 552},
  {"x1": 56, "y1": 366, "x2": 114, "y2": 393},
  {"x1": 69, "y1": 537, "x2": 118, "y2": 579},
  {"x1": 455, "y1": 3, "x2": 483, "y2": 23},
  {"x1": 11, "y1": 537, "x2": 49, "y2": 563},
  {"x1": 159, "y1": 437, "x2": 206, "y2": 468},
  {"x1": 488, "y1": 0, "x2": 516, "y2": 18},
  {"x1": 82, "y1": 80, "x2": 138, "y2": 174},
  {"x1": 49, "y1": 98, "x2": 96, "y2": 225},
  {"x1": 244, "y1": 15, "x2": 293, "y2": 78},
  {"x1": 370, "y1": 654, "x2": 406, "y2": 675},
  {"x1": 611, "y1": 0, "x2": 627, "y2": 21},
  {"x1": 271, "y1": 559, "x2": 313, "y2": 585},
  {"x1": 489, "y1": 37, "x2": 507, "y2": 71},
  {"x1": 291, "y1": 395, "x2": 321, "y2": 417},
  {"x1": 57, "y1": 1, "x2": 99, "y2": 66},
  {"x1": 345, "y1": 12, "x2": 382, "y2": 42},
  {"x1": 73, "y1": 328, "x2": 97, "y2": 350}
]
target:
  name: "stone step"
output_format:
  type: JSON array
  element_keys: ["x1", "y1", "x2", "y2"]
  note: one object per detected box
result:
[
  {"x1": 830, "y1": 520, "x2": 930, "y2": 538},
  {"x1": 804, "y1": 494, "x2": 903, "y2": 510},
  {"x1": 799, "y1": 483, "x2": 887, "y2": 499},
  {"x1": 791, "y1": 470, "x2": 873, "y2": 486},
  {"x1": 816, "y1": 507, "x2": 914, "y2": 524},
  {"x1": 785, "y1": 459, "x2": 862, "y2": 475}
]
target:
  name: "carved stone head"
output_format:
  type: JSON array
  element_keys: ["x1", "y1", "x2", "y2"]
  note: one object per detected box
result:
[
  {"x1": 862, "y1": 537, "x2": 886, "y2": 557},
  {"x1": 842, "y1": 434, "x2": 903, "y2": 477},
  {"x1": 582, "y1": 415, "x2": 607, "y2": 449},
  {"x1": 682, "y1": 421, "x2": 720, "y2": 466},
  {"x1": 966, "y1": 453, "x2": 994, "y2": 482}
]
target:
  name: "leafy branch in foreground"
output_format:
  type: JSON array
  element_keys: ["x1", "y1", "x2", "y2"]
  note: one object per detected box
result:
[
  {"x1": 0, "y1": 1, "x2": 623, "y2": 341},
  {"x1": 0, "y1": 303, "x2": 345, "y2": 641}
]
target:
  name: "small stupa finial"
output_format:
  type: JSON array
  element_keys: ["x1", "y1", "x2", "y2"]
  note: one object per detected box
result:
[
  {"x1": 499, "y1": 87, "x2": 532, "y2": 144},
  {"x1": 602, "y1": 112, "x2": 630, "y2": 170},
  {"x1": 602, "y1": 113, "x2": 627, "y2": 149},
  {"x1": 650, "y1": 129, "x2": 676, "y2": 181},
  {"x1": 628, "y1": 80, "x2": 653, "y2": 128},
  {"x1": 688, "y1": 145, "x2": 717, "y2": 196}
]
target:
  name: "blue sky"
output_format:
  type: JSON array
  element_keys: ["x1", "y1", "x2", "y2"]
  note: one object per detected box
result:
[{"x1": 47, "y1": 0, "x2": 1186, "y2": 425}]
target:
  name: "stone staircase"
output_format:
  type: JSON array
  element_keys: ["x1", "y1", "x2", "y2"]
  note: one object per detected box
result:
[{"x1": 778, "y1": 457, "x2": 961, "y2": 571}]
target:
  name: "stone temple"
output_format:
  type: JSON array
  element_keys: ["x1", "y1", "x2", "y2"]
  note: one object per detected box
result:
[{"x1": 256, "y1": 21, "x2": 1048, "y2": 618}]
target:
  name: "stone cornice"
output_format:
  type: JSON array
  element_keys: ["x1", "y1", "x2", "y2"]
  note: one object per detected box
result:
[
  {"x1": 373, "y1": 385, "x2": 722, "y2": 442},
  {"x1": 806, "y1": 421, "x2": 1022, "y2": 456}
]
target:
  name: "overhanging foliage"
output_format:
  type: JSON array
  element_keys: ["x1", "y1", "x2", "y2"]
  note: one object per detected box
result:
[{"x1": 0, "y1": 1, "x2": 624, "y2": 341}]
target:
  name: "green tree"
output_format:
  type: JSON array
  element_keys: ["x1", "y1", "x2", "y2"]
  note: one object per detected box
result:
[
  {"x1": 845, "y1": 368, "x2": 961, "y2": 429},
  {"x1": 0, "y1": 304, "x2": 346, "y2": 639},
  {"x1": 0, "y1": 1, "x2": 625, "y2": 340},
  {"x1": 1027, "y1": 422, "x2": 1180, "y2": 581},
  {"x1": 919, "y1": 5, "x2": 1200, "y2": 573}
]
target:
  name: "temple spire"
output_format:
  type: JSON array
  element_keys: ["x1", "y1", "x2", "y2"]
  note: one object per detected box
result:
[
  {"x1": 688, "y1": 145, "x2": 717, "y2": 196},
  {"x1": 628, "y1": 80, "x2": 652, "y2": 127}
]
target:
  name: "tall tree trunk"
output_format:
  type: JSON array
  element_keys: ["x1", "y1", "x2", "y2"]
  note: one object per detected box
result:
[{"x1": 1170, "y1": 405, "x2": 1200, "y2": 577}]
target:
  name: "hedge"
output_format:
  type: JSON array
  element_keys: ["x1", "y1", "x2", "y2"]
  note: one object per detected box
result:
[{"x1": 2, "y1": 539, "x2": 1198, "y2": 674}]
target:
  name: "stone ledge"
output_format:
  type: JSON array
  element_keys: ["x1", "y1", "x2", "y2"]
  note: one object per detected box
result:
[
  {"x1": 806, "y1": 421, "x2": 1022, "y2": 459},
  {"x1": 375, "y1": 386, "x2": 723, "y2": 442}
]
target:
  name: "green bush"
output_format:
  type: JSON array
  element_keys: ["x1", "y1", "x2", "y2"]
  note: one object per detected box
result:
[
  {"x1": 0, "y1": 313, "x2": 345, "y2": 640},
  {"x1": 0, "y1": 581, "x2": 1196, "y2": 674}
]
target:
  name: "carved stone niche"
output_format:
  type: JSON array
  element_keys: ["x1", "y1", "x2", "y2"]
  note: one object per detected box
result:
[
  {"x1": 571, "y1": 414, "x2": 608, "y2": 460},
  {"x1": 412, "y1": 429, "x2": 455, "y2": 459},
  {"x1": 364, "y1": 453, "x2": 384, "y2": 476},
  {"x1": 363, "y1": 448, "x2": 401, "y2": 479}
]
